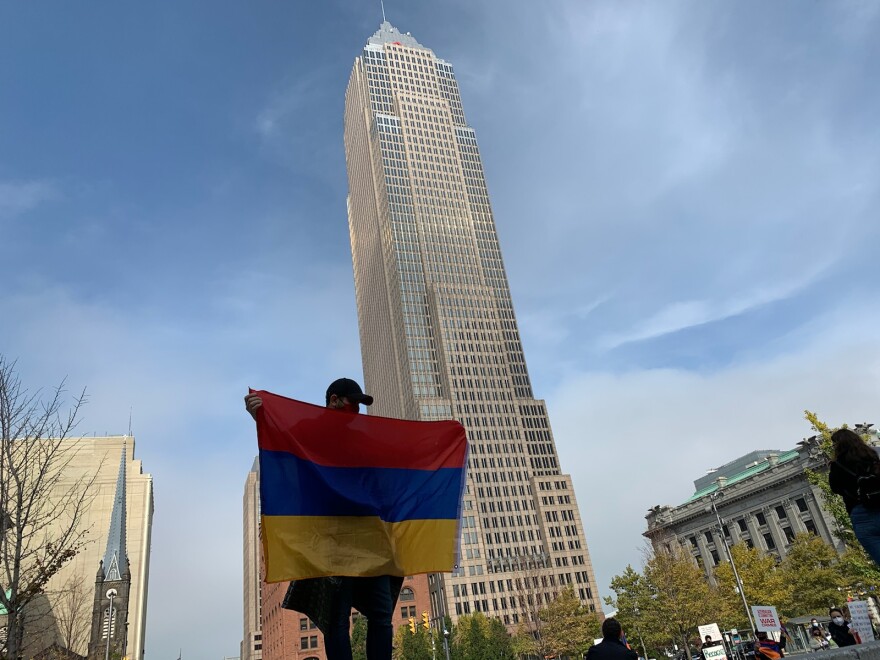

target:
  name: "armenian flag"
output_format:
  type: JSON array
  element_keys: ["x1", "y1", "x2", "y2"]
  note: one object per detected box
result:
[{"x1": 254, "y1": 390, "x2": 468, "y2": 583}]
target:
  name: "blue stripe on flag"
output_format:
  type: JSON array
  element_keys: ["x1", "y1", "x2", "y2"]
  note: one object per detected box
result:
[{"x1": 259, "y1": 449, "x2": 464, "y2": 522}]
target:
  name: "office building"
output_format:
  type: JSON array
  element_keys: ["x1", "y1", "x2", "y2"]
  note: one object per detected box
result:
[
  {"x1": 242, "y1": 459, "x2": 263, "y2": 660},
  {"x1": 344, "y1": 22, "x2": 601, "y2": 627},
  {"x1": 644, "y1": 434, "x2": 846, "y2": 581},
  {"x1": 23, "y1": 436, "x2": 152, "y2": 659}
]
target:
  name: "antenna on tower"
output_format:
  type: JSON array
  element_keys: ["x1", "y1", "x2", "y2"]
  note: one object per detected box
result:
[
  {"x1": 128, "y1": 407, "x2": 132, "y2": 437},
  {"x1": 380, "y1": 0, "x2": 387, "y2": 23}
]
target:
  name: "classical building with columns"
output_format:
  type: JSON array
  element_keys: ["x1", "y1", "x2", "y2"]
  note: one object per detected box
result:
[{"x1": 644, "y1": 435, "x2": 845, "y2": 580}]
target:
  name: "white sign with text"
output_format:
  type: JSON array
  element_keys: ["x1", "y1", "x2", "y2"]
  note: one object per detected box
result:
[
  {"x1": 703, "y1": 645, "x2": 728, "y2": 660},
  {"x1": 699, "y1": 623, "x2": 723, "y2": 642},
  {"x1": 751, "y1": 606, "x2": 781, "y2": 632},
  {"x1": 848, "y1": 601, "x2": 872, "y2": 643}
]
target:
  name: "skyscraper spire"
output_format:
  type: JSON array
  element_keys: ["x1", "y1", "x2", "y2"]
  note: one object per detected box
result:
[{"x1": 102, "y1": 446, "x2": 129, "y2": 581}]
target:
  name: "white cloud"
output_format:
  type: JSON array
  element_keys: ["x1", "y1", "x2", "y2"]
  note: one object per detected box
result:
[
  {"x1": 597, "y1": 258, "x2": 835, "y2": 349},
  {"x1": 547, "y1": 307, "x2": 880, "y2": 598},
  {"x1": 0, "y1": 180, "x2": 56, "y2": 218}
]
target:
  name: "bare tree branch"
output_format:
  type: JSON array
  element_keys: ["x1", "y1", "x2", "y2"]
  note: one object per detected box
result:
[{"x1": 0, "y1": 356, "x2": 98, "y2": 659}]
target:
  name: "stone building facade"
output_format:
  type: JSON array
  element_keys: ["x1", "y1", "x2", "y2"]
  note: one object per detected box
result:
[{"x1": 644, "y1": 435, "x2": 844, "y2": 581}]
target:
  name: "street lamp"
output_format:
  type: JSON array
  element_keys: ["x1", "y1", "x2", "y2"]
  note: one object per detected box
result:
[
  {"x1": 442, "y1": 628, "x2": 451, "y2": 660},
  {"x1": 105, "y1": 588, "x2": 118, "y2": 660},
  {"x1": 708, "y1": 491, "x2": 756, "y2": 636}
]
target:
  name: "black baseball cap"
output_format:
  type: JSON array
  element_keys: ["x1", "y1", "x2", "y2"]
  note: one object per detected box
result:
[{"x1": 326, "y1": 378, "x2": 374, "y2": 406}]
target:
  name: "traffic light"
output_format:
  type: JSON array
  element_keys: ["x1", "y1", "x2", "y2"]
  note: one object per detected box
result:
[
  {"x1": 422, "y1": 611, "x2": 430, "y2": 630},
  {"x1": 408, "y1": 617, "x2": 416, "y2": 634}
]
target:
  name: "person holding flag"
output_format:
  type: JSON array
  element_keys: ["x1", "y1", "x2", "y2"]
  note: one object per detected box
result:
[{"x1": 245, "y1": 377, "x2": 467, "y2": 660}]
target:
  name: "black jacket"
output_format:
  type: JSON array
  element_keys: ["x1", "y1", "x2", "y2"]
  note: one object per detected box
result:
[
  {"x1": 586, "y1": 638, "x2": 640, "y2": 660},
  {"x1": 827, "y1": 620, "x2": 857, "y2": 647},
  {"x1": 829, "y1": 454, "x2": 880, "y2": 513}
]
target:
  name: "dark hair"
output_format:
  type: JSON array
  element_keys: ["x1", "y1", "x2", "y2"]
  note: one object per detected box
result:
[
  {"x1": 832, "y1": 429, "x2": 878, "y2": 466},
  {"x1": 602, "y1": 617, "x2": 622, "y2": 640},
  {"x1": 829, "y1": 607, "x2": 843, "y2": 616}
]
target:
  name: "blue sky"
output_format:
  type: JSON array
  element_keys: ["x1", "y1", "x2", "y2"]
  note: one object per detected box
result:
[{"x1": 2, "y1": 1, "x2": 879, "y2": 657}]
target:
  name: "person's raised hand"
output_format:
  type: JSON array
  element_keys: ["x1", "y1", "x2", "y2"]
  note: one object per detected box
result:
[{"x1": 244, "y1": 393, "x2": 263, "y2": 420}]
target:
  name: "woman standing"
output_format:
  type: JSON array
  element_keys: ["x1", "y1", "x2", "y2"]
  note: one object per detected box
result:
[
  {"x1": 828, "y1": 428, "x2": 880, "y2": 564},
  {"x1": 826, "y1": 608, "x2": 857, "y2": 647}
]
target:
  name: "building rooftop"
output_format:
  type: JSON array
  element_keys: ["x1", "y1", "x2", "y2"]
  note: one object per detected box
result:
[
  {"x1": 367, "y1": 21, "x2": 427, "y2": 50},
  {"x1": 686, "y1": 448, "x2": 800, "y2": 503},
  {"x1": 693, "y1": 449, "x2": 784, "y2": 491}
]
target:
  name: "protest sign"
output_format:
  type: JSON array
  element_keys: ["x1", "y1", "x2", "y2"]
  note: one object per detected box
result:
[
  {"x1": 699, "y1": 623, "x2": 723, "y2": 643},
  {"x1": 751, "y1": 606, "x2": 781, "y2": 632},
  {"x1": 702, "y1": 645, "x2": 728, "y2": 660},
  {"x1": 848, "y1": 600, "x2": 873, "y2": 643}
]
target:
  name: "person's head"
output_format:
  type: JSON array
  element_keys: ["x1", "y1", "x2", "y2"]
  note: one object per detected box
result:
[
  {"x1": 756, "y1": 631, "x2": 768, "y2": 641},
  {"x1": 325, "y1": 378, "x2": 374, "y2": 413},
  {"x1": 831, "y1": 428, "x2": 877, "y2": 463},
  {"x1": 602, "y1": 617, "x2": 623, "y2": 640},
  {"x1": 705, "y1": 636, "x2": 712, "y2": 643},
  {"x1": 812, "y1": 629, "x2": 824, "y2": 637},
  {"x1": 829, "y1": 608, "x2": 846, "y2": 625},
  {"x1": 811, "y1": 618, "x2": 819, "y2": 626}
]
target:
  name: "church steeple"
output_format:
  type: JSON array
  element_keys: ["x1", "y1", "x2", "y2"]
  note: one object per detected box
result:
[
  {"x1": 102, "y1": 446, "x2": 128, "y2": 581},
  {"x1": 88, "y1": 444, "x2": 133, "y2": 660}
]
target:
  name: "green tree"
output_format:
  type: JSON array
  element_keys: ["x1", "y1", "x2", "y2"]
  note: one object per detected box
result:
[
  {"x1": 605, "y1": 565, "x2": 657, "y2": 658},
  {"x1": 714, "y1": 542, "x2": 793, "y2": 627},
  {"x1": 485, "y1": 617, "x2": 515, "y2": 660},
  {"x1": 351, "y1": 615, "x2": 368, "y2": 660},
  {"x1": 778, "y1": 533, "x2": 844, "y2": 615},
  {"x1": 454, "y1": 612, "x2": 504, "y2": 660},
  {"x1": 540, "y1": 586, "x2": 601, "y2": 658},
  {"x1": 511, "y1": 622, "x2": 538, "y2": 659},
  {"x1": 641, "y1": 547, "x2": 721, "y2": 659},
  {"x1": 393, "y1": 622, "x2": 433, "y2": 660}
]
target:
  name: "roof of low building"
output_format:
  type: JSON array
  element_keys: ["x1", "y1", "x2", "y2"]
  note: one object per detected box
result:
[{"x1": 686, "y1": 448, "x2": 801, "y2": 503}]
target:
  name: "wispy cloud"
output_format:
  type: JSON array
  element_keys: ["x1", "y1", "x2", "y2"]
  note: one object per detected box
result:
[
  {"x1": 0, "y1": 180, "x2": 56, "y2": 218},
  {"x1": 598, "y1": 258, "x2": 834, "y2": 350}
]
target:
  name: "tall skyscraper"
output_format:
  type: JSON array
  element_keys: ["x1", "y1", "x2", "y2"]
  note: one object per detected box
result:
[{"x1": 344, "y1": 23, "x2": 601, "y2": 628}]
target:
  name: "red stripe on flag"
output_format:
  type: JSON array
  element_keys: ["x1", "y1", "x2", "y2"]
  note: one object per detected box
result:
[{"x1": 252, "y1": 390, "x2": 468, "y2": 470}]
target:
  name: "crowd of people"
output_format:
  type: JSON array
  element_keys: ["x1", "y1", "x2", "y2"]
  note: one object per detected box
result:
[{"x1": 689, "y1": 607, "x2": 864, "y2": 660}]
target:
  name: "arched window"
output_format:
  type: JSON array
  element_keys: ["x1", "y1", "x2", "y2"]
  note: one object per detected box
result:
[{"x1": 400, "y1": 587, "x2": 415, "y2": 602}]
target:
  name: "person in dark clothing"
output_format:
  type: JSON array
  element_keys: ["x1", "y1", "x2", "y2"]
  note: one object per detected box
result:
[
  {"x1": 245, "y1": 378, "x2": 397, "y2": 660},
  {"x1": 826, "y1": 607, "x2": 857, "y2": 647},
  {"x1": 755, "y1": 631, "x2": 782, "y2": 660},
  {"x1": 828, "y1": 428, "x2": 880, "y2": 565},
  {"x1": 586, "y1": 618, "x2": 639, "y2": 660}
]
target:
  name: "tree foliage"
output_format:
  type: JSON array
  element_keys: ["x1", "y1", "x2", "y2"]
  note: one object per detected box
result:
[
  {"x1": 777, "y1": 533, "x2": 843, "y2": 614},
  {"x1": 351, "y1": 615, "x2": 368, "y2": 660},
  {"x1": 641, "y1": 547, "x2": 720, "y2": 659},
  {"x1": 538, "y1": 585, "x2": 601, "y2": 658},
  {"x1": 0, "y1": 357, "x2": 96, "y2": 660},
  {"x1": 605, "y1": 565, "x2": 658, "y2": 657},
  {"x1": 452, "y1": 612, "x2": 514, "y2": 660},
  {"x1": 714, "y1": 542, "x2": 792, "y2": 627},
  {"x1": 393, "y1": 621, "x2": 433, "y2": 660}
]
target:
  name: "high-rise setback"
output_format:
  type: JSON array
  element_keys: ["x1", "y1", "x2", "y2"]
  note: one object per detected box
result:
[{"x1": 344, "y1": 22, "x2": 601, "y2": 627}]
